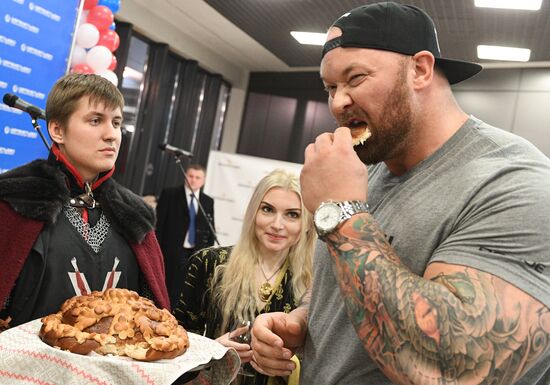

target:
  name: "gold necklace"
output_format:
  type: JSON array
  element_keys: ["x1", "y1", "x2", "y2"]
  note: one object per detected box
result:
[{"x1": 258, "y1": 258, "x2": 285, "y2": 302}]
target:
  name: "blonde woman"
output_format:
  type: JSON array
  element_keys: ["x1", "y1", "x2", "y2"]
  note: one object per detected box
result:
[{"x1": 174, "y1": 169, "x2": 315, "y2": 384}]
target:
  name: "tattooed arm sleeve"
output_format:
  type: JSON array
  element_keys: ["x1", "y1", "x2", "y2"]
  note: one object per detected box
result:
[{"x1": 326, "y1": 212, "x2": 550, "y2": 385}]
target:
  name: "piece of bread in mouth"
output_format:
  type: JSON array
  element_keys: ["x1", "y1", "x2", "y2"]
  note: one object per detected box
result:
[
  {"x1": 349, "y1": 123, "x2": 372, "y2": 147},
  {"x1": 39, "y1": 288, "x2": 189, "y2": 361}
]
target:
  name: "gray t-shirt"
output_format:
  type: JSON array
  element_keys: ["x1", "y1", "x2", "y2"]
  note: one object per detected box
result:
[{"x1": 302, "y1": 117, "x2": 550, "y2": 384}]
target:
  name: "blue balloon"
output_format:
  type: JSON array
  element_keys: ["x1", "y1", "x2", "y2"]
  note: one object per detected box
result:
[
  {"x1": 98, "y1": 0, "x2": 120, "y2": 14},
  {"x1": 109, "y1": 21, "x2": 116, "y2": 30}
]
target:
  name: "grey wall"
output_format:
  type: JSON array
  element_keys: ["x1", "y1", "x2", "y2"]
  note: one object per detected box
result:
[{"x1": 453, "y1": 67, "x2": 550, "y2": 157}]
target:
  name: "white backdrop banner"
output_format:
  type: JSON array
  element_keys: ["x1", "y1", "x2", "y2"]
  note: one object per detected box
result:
[{"x1": 204, "y1": 151, "x2": 302, "y2": 246}]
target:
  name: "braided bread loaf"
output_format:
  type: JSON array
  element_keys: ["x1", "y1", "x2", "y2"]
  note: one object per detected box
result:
[{"x1": 40, "y1": 288, "x2": 189, "y2": 361}]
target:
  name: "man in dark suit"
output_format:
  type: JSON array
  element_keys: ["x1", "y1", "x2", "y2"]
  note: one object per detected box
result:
[{"x1": 156, "y1": 164, "x2": 215, "y2": 309}]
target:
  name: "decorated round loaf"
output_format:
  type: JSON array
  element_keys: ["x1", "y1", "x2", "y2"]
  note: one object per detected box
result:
[{"x1": 40, "y1": 288, "x2": 189, "y2": 361}]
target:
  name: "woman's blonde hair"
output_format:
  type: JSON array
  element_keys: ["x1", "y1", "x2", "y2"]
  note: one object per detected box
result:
[{"x1": 212, "y1": 169, "x2": 316, "y2": 333}]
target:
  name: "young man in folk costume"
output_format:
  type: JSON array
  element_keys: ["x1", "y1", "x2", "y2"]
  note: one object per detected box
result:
[{"x1": 0, "y1": 73, "x2": 169, "y2": 330}]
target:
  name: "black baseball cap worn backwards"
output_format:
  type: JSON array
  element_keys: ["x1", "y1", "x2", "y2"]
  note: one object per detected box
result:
[{"x1": 322, "y1": 1, "x2": 482, "y2": 84}]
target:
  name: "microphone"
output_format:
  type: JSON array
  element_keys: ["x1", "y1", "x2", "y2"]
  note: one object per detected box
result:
[
  {"x1": 159, "y1": 143, "x2": 194, "y2": 158},
  {"x1": 3, "y1": 93, "x2": 46, "y2": 120}
]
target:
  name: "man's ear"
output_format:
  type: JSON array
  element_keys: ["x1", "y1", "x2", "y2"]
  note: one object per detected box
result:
[
  {"x1": 48, "y1": 120, "x2": 64, "y2": 145},
  {"x1": 411, "y1": 50, "x2": 435, "y2": 89}
]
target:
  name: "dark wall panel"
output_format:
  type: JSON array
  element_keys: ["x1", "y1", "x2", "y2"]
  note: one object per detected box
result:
[
  {"x1": 239, "y1": 72, "x2": 334, "y2": 163},
  {"x1": 238, "y1": 92, "x2": 270, "y2": 157},
  {"x1": 248, "y1": 72, "x2": 326, "y2": 102},
  {"x1": 262, "y1": 96, "x2": 297, "y2": 160},
  {"x1": 292, "y1": 100, "x2": 335, "y2": 163}
]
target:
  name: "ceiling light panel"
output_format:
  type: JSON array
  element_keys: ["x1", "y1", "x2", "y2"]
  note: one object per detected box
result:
[
  {"x1": 290, "y1": 31, "x2": 326, "y2": 46},
  {"x1": 474, "y1": 0, "x2": 542, "y2": 11},
  {"x1": 477, "y1": 45, "x2": 531, "y2": 61}
]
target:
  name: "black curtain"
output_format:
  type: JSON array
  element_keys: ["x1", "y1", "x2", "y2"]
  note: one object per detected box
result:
[
  {"x1": 113, "y1": 21, "x2": 132, "y2": 84},
  {"x1": 141, "y1": 54, "x2": 181, "y2": 195},
  {"x1": 154, "y1": 64, "x2": 228, "y2": 191},
  {"x1": 192, "y1": 74, "x2": 223, "y2": 167},
  {"x1": 158, "y1": 60, "x2": 202, "y2": 189},
  {"x1": 124, "y1": 43, "x2": 170, "y2": 193}
]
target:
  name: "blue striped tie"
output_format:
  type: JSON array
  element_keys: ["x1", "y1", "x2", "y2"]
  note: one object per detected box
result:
[{"x1": 188, "y1": 194, "x2": 196, "y2": 246}]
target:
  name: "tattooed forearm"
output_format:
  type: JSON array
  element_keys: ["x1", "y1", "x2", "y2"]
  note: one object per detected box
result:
[{"x1": 325, "y1": 213, "x2": 550, "y2": 385}]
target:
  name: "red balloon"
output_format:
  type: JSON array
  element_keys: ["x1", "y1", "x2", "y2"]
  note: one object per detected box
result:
[
  {"x1": 87, "y1": 5, "x2": 114, "y2": 31},
  {"x1": 108, "y1": 54, "x2": 117, "y2": 71},
  {"x1": 98, "y1": 29, "x2": 120, "y2": 52},
  {"x1": 83, "y1": 0, "x2": 99, "y2": 10},
  {"x1": 71, "y1": 63, "x2": 94, "y2": 74}
]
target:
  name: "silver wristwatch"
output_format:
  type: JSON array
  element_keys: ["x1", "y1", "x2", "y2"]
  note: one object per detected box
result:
[{"x1": 313, "y1": 200, "x2": 370, "y2": 238}]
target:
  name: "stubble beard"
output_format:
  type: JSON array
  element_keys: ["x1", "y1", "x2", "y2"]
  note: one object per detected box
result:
[{"x1": 355, "y1": 64, "x2": 415, "y2": 165}]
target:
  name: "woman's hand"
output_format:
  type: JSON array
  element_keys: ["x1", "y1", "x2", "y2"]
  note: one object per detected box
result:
[{"x1": 216, "y1": 328, "x2": 254, "y2": 363}]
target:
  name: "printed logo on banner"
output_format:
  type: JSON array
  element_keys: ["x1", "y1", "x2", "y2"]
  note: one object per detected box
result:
[
  {"x1": 0, "y1": 35, "x2": 16, "y2": 47},
  {"x1": 11, "y1": 84, "x2": 45, "y2": 99},
  {"x1": 0, "y1": 57, "x2": 32, "y2": 74},
  {"x1": 0, "y1": 0, "x2": 80, "y2": 172},
  {"x1": 4, "y1": 126, "x2": 38, "y2": 139},
  {"x1": 0, "y1": 148, "x2": 16, "y2": 156},
  {"x1": 20, "y1": 43, "x2": 54, "y2": 61},
  {"x1": 29, "y1": 3, "x2": 62, "y2": 23},
  {"x1": 5, "y1": 14, "x2": 40, "y2": 34}
]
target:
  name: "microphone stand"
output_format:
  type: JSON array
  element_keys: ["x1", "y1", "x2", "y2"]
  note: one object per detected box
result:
[
  {"x1": 31, "y1": 116, "x2": 51, "y2": 151},
  {"x1": 171, "y1": 153, "x2": 219, "y2": 246}
]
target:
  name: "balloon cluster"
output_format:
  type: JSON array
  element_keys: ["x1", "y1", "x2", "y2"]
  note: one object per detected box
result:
[{"x1": 70, "y1": 0, "x2": 121, "y2": 85}]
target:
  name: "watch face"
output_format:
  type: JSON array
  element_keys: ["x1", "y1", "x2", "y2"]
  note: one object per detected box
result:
[{"x1": 314, "y1": 203, "x2": 341, "y2": 233}]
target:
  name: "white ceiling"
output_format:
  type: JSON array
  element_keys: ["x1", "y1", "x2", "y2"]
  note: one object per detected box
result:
[
  {"x1": 117, "y1": 0, "x2": 296, "y2": 88},
  {"x1": 118, "y1": 0, "x2": 550, "y2": 89}
]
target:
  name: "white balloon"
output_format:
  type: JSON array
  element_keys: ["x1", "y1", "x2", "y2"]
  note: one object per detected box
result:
[
  {"x1": 86, "y1": 45, "x2": 112, "y2": 73},
  {"x1": 98, "y1": 70, "x2": 118, "y2": 86},
  {"x1": 79, "y1": 10, "x2": 89, "y2": 25},
  {"x1": 76, "y1": 23, "x2": 99, "y2": 49},
  {"x1": 70, "y1": 46, "x2": 87, "y2": 67}
]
